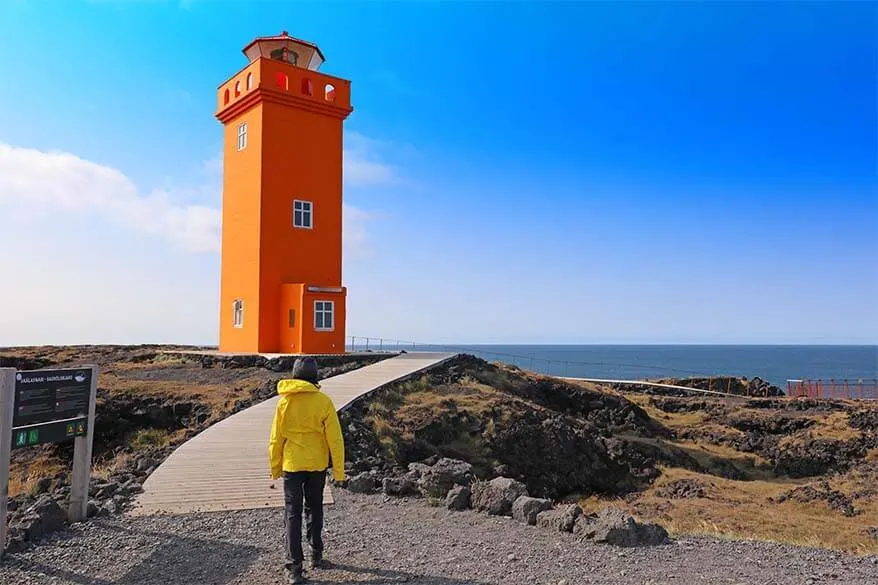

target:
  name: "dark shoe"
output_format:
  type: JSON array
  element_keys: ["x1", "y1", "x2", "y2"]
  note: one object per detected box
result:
[
  {"x1": 288, "y1": 563, "x2": 306, "y2": 584},
  {"x1": 310, "y1": 552, "x2": 328, "y2": 569}
]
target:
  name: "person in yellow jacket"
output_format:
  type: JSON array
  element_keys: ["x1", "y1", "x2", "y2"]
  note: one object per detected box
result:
[{"x1": 269, "y1": 356, "x2": 346, "y2": 584}]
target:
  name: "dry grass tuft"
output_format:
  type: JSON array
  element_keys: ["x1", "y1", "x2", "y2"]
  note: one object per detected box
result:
[{"x1": 581, "y1": 466, "x2": 878, "y2": 555}]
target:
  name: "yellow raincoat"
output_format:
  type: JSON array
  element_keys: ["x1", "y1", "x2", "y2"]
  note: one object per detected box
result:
[{"x1": 268, "y1": 378, "x2": 346, "y2": 482}]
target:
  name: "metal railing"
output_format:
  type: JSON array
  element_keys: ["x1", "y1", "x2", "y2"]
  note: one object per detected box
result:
[{"x1": 786, "y1": 379, "x2": 878, "y2": 400}]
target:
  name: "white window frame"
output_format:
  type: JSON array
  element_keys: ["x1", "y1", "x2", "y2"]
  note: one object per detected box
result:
[
  {"x1": 236, "y1": 122, "x2": 247, "y2": 151},
  {"x1": 314, "y1": 300, "x2": 334, "y2": 331},
  {"x1": 232, "y1": 299, "x2": 244, "y2": 328},
  {"x1": 293, "y1": 200, "x2": 313, "y2": 229}
]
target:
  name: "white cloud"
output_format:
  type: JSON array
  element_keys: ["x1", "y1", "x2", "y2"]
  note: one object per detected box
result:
[
  {"x1": 0, "y1": 144, "x2": 221, "y2": 253},
  {"x1": 343, "y1": 131, "x2": 403, "y2": 187},
  {"x1": 0, "y1": 137, "x2": 398, "y2": 255}
]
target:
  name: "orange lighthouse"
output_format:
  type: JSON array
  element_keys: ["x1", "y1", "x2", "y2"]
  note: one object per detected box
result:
[{"x1": 215, "y1": 32, "x2": 353, "y2": 354}]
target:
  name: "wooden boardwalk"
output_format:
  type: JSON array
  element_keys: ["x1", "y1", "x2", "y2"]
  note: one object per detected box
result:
[{"x1": 130, "y1": 352, "x2": 455, "y2": 516}]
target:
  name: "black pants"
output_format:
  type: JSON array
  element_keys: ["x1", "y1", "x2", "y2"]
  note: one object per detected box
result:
[{"x1": 283, "y1": 471, "x2": 325, "y2": 568}]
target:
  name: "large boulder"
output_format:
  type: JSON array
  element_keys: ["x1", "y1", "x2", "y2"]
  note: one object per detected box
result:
[
  {"x1": 485, "y1": 413, "x2": 645, "y2": 498},
  {"x1": 446, "y1": 485, "x2": 472, "y2": 511},
  {"x1": 382, "y1": 473, "x2": 419, "y2": 497},
  {"x1": 536, "y1": 504, "x2": 581, "y2": 532},
  {"x1": 512, "y1": 496, "x2": 553, "y2": 525},
  {"x1": 472, "y1": 477, "x2": 528, "y2": 516},
  {"x1": 345, "y1": 472, "x2": 379, "y2": 493},
  {"x1": 574, "y1": 507, "x2": 669, "y2": 547},
  {"x1": 8, "y1": 495, "x2": 67, "y2": 544},
  {"x1": 417, "y1": 458, "x2": 473, "y2": 499}
]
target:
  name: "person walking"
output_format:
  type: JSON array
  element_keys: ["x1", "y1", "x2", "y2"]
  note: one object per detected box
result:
[{"x1": 269, "y1": 356, "x2": 346, "y2": 584}]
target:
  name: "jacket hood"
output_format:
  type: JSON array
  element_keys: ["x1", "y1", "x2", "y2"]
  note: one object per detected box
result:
[{"x1": 277, "y1": 378, "x2": 321, "y2": 396}]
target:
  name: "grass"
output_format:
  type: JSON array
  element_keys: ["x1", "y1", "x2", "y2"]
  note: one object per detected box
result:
[
  {"x1": 806, "y1": 411, "x2": 863, "y2": 442},
  {"x1": 9, "y1": 457, "x2": 67, "y2": 498},
  {"x1": 129, "y1": 428, "x2": 174, "y2": 451},
  {"x1": 576, "y1": 387, "x2": 878, "y2": 554},
  {"x1": 580, "y1": 466, "x2": 878, "y2": 555}
]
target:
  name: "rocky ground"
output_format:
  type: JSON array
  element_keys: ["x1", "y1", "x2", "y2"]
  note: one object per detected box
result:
[
  {"x1": 1, "y1": 490, "x2": 876, "y2": 585},
  {"x1": 2, "y1": 345, "x2": 877, "y2": 580},
  {"x1": 1, "y1": 345, "x2": 393, "y2": 551},
  {"x1": 337, "y1": 355, "x2": 878, "y2": 555}
]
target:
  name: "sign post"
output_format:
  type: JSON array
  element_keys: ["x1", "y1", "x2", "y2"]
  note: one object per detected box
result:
[
  {"x1": 1, "y1": 365, "x2": 98, "y2": 557},
  {"x1": 68, "y1": 366, "x2": 98, "y2": 523},
  {"x1": 0, "y1": 368, "x2": 15, "y2": 560}
]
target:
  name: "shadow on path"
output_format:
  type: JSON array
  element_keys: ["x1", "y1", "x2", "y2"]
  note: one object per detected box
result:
[
  {"x1": 8, "y1": 524, "x2": 262, "y2": 585},
  {"x1": 307, "y1": 562, "x2": 483, "y2": 585}
]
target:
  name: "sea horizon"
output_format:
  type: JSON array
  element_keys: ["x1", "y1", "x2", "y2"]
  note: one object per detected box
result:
[{"x1": 348, "y1": 341, "x2": 878, "y2": 389}]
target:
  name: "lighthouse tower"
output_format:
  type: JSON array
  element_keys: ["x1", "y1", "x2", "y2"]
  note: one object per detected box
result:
[{"x1": 215, "y1": 32, "x2": 353, "y2": 354}]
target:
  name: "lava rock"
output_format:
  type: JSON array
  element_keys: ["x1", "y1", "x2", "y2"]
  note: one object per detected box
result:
[
  {"x1": 35, "y1": 477, "x2": 53, "y2": 494},
  {"x1": 407, "y1": 462, "x2": 432, "y2": 478},
  {"x1": 512, "y1": 496, "x2": 553, "y2": 525},
  {"x1": 575, "y1": 507, "x2": 669, "y2": 547},
  {"x1": 346, "y1": 472, "x2": 379, "y2": 493},
  {"x1": 536, "y1": 504, "x2": 581, "y2": 532},
  {"x1": 10, "y1": 496, "x2": 67, "y2": 543},
  {"x1": 654, "y1": 478, "x2": 709, "y2": 499},
  {"x1": 382, "y1": 474, "x2": 419, "y2": 497},
  {"x1": 472, "y1": 477, "x2": 528, "y2": 516},
  {"x1": 417, "y1": 458, "x2": 473, "y2": 499},
  {"x1": 94, "y1": 482, "x2": 118, "y2": 500},
  {"x1": 136, "y1": 457, "x2": 156, "y2": 473},
  {"x1": 445, "y1": 485, "x2": 472, "y2": 511},
  {"x1": 773, "y1": 481, "x2": 858, "y2": 517}
]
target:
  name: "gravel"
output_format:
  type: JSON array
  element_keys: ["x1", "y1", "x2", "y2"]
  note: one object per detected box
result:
[{"x1": 2, "y1": 491, "x2": 877, "y2": 585}]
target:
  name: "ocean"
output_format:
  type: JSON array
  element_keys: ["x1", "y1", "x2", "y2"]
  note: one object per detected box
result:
[{"x1": 369, "y1": 344, "x2": 878, "y2": 390}]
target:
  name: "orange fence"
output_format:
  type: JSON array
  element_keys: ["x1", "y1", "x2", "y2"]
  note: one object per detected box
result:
[{"x1": 786, "y1": 379, "x2": 878, "y2": 400}]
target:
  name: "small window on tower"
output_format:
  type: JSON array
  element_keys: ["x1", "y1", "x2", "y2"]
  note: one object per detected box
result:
[
  {"x1": 237, "y1": 122, "x2": 247, "y2": 151},
  {"x1": 314, "y1": 301, "x2": 334, "y2": 331},
  {"x1": 246, "y1": 73, "x2": 254, "y2": 90},
  {"x1": 234, "y1": 81, "x2": 241, "y2": 97},
  {"x1": 233, "y1": 299, "x2": 244, "y2": 328},
  {"x1": 289, "y1": 309, "x2": 296, "y2": 328},
  {"x1": 293, "y1": 200, "x2": 313, "y2": 229},
  {"x1": 301, "y1": 78, "x2": 313, "y2": 96}
]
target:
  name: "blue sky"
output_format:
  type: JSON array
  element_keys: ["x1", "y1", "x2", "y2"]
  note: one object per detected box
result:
[{"x1": 0, "y1": 0, "x2": 875, "y2": 345}]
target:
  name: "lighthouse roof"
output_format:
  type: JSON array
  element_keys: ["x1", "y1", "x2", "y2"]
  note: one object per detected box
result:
[{"x1": 242, "y1": 31, "x2": 325, "y2": 71}]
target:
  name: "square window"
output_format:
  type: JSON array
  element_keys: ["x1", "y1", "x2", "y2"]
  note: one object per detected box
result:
[
  {"x1": 293, "y1": 200, "x2": 313, "y2": 228},
  {"x1": 314, "y1": 300, "x2": 334, "y2": 331}
]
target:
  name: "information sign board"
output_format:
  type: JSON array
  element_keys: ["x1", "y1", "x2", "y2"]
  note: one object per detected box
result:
[
  {"x1": 13, "y1": 368, "x2": 92, "y2": 428},
  {"x1": 1, "y1": 365, "x2": 98, "y2": 559}
]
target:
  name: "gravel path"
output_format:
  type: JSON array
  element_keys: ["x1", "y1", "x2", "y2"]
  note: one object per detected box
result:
[{"x1": 2, "y1": 491, "x2": 876, "y2": 585}]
